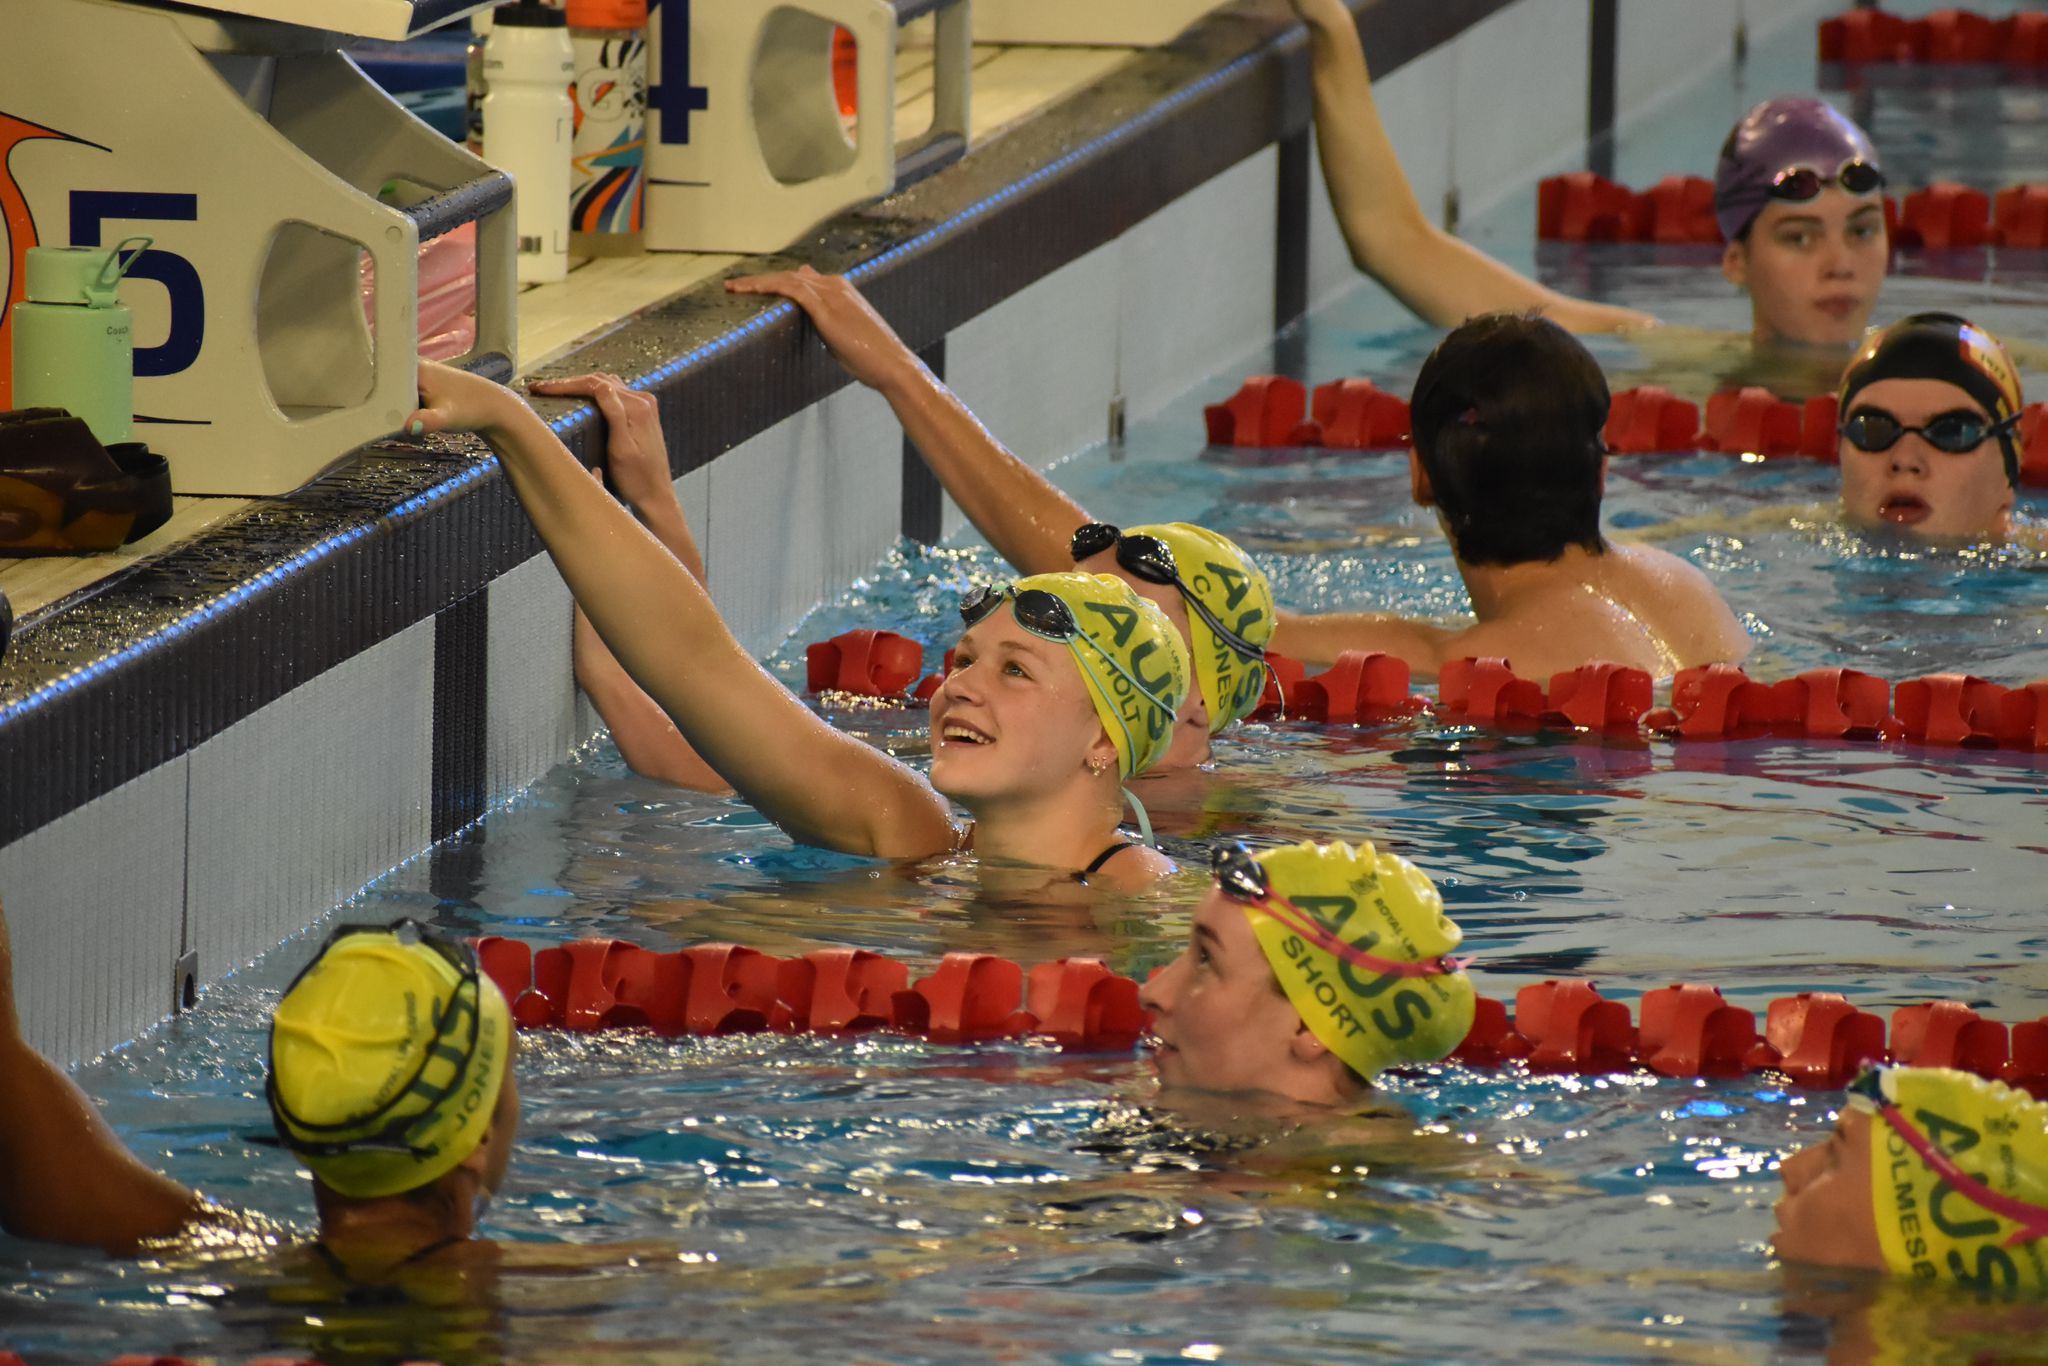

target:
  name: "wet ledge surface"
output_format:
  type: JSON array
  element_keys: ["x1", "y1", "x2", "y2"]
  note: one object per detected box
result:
[{"x1": 0, "y1": 0, "x2": 1511, "y2": 847}]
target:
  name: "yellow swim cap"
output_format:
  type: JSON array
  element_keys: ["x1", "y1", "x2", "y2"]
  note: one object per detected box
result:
[
  {"x1": 962, "y1": 572, "x2": 1191, "y2": 779},
  {"x1": 1122, "y1": 523, "x2": 1275, "y2": 732},
  {"x1": 1214, "y1": 840, "x2": 1474, "y2": 1080},
  {"x1": 1854, "y1": 1065, "x2": 2048, "y2": 1295},
  {"x1": 267, "y1": 921, "x2": 511, "y2": 1201}
]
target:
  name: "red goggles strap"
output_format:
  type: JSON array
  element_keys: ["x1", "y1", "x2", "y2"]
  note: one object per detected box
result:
[
  {"x1": 1873, "y1": 1101, "x2": 2048, "y2": 1248},
  {"x1": 1251, "y1": 890, "x2": 1467, "y2": 980}
]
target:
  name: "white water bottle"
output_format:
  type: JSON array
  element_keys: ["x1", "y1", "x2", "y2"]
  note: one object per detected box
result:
[{"x1": 484, "y1": 1, "x2": 574, "y2": 284}]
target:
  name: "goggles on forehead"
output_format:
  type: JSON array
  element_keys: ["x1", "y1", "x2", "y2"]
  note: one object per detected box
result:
[
  {"x1": 1839, "y1": 406, "x2": 2015, "y2": 456},
  {"x1": 1769, "y1": 159, "x2": 1885, "y2": 205},
  {"x1": 958, "y1": 582, "x2": 1178, "y2": 720},
  {"x1": 264, "y1": 918, "x2": 483, "y2": 1161},
  {"x1": 1847, "y1": 1067, "x2": 2048, "y2": 1249},
  {"x1": 1209, "y1": 842, "x2": 1468, "y2": 981},
  {"x1": 1069, "y1": 523, "x2": 1266, "y2": 664}
]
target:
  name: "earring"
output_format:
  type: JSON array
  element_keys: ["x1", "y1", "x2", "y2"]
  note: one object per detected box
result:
[{"x1": 1088, "y1": 756, "x2": 1111, "y2": 776}]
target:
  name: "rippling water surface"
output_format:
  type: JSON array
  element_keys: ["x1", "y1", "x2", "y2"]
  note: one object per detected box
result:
[{"x1": 7, "y1": 2, "x2": 2048, "y2": 1362}]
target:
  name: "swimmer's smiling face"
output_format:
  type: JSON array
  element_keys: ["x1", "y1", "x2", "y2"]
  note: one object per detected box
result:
[
  {"x1": 1837, "y1": 377, "x2": 2016, "y2": 542},
  {"x1": 1771, "y1": 1105, "x2": 1887, "y2": 1272},
  {"x1": 928, "y1": 604, "x2": 1118, "y2": 803},
  {"x1": 1139, "y1": 888, "x2": 1318, "y2": 1098},
  {"x1": 1074, "y1": 545, "x2": 1213, "y2": 772},
  {"x1": 1723, "y1": 190, "x2": 1887, "y2": 349}
]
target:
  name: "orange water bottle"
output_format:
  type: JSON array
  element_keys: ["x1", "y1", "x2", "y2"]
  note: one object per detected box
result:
[{"x1": 567, "y1": 0, "x2": 648, "y2": 255}]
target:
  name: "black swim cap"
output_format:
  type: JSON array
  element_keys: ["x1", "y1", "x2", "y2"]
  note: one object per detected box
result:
[{"x1": 1838, "y1": 313, "x2": 2024, "y2": 486}]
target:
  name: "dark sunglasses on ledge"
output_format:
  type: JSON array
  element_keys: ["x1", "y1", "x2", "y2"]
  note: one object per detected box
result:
[
  {"x1": 1069, "y1": 522, "x2": 1265, "y2": 662},
  {"x1": 1839, "y1": 406, "x2": 2013, "y2": 456},
  {"x1": 1770, "y1": 159, "x2": 1886, "y2": 204}
]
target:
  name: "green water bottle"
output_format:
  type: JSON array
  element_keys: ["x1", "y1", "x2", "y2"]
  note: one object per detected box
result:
[{"x1": 10, "y1": 237, "x2": 150, "y2": 446}]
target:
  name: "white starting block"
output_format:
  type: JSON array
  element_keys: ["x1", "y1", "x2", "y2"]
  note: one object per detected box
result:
[
  {"x1": 0, "y1": 0, "x2": 517, "y2": 496},
  {"x1": 973, "y1": 0, "x2": 1226, "y2": 47},
  {"x1": 644, "y1": 0, "x2": 971, "y2": 254}
]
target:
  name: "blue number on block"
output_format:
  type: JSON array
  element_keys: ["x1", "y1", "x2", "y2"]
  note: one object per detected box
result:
[
  {"x1": 649, "y1": 0, "x2": 711, "y2": 144},
  {"x1": 69, "y1": 190, "x2": 203, "y2": 378}
]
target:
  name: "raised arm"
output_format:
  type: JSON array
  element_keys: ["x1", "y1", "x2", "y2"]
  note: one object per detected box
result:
[
  {"x1": 726, "y1": 268, "x2": 1090, "y2": 573},
  {"x1": 1289, "y1": 0, "x2": 1654, "y2": 334},
  {"x1": 411, "y1": 364, "x2": 957, "y2": 859},
  {"x1": 0, "y1": 897, "x2": 207, "y2": 1253},
  {"x1": 525, "y1": 373, "x2": 728, "y2": 793}
]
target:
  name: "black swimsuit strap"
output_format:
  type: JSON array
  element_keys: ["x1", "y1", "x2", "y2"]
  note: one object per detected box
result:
[
  {"x1": 1074, "y1": 840, "x2": 1137, "y2": 884},
  {"x1": 314, "y1": 1234, "x2": 465, "y2": 1281}
]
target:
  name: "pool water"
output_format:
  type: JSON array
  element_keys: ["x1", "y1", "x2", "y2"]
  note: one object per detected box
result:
[{"x1": 9, "y1": 5, "x2": 2048, "y2": 1364}]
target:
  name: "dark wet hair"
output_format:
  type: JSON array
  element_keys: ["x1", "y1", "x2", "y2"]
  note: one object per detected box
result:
[{"x1": 1409, "y1": 313, "x2": 1610, "y2": 567}]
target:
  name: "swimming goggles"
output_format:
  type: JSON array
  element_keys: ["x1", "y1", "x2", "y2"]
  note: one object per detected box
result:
[
  {"x1": 958, "y1": 582, "x2": 1180, "y2": 735},
  {"x1": 1068, "y1": 523, "x2": 1266, "y2": 663},
  {"x1": 1847, "y1": 1067, "x2": 2048, "y2": 1248},
  {"x1": 1769, "y1": 159, "x2": 1886, "y2": 204},
  {"x1": 1209, "y1": 842, "x2": 1468, "y2": 980},
  {"x1": 1838, "y1": 406, "x2": 2015, "y2": 456},
  {"x1": 264, "y1": 918, "x2": 484, "y2": 1161}
]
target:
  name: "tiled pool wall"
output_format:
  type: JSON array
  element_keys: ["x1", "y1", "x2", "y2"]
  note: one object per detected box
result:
[{"x1": 0, "y1": 0, "x2": 1764, "y2": 1066}]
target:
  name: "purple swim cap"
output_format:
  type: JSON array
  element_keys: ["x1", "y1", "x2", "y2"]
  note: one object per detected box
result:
[{"x1": 1713, "y1": 96, "x2": 1881, "y2": 242}]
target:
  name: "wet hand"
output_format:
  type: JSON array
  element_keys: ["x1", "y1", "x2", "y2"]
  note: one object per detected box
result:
[
  {"x1": 408, "y1": 360, "x2": 527, "y2": 440},
  {"x1": 725, "y1": 266, "x2": 919, "y2": 392},
  {"x1": 526, "y1": 373, "x2": 674, "y2": 512}
]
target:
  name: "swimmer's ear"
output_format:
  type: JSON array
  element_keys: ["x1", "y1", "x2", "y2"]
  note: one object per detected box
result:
[
  {"x1": 1408, "y1": 450, "x2": 1434, "y2": 507},
  {"x1": 1290, "y1": 1019, "x2": 1330, "y2": 1064},
  {"x1": 1085, "y1": 729, "x2": 1119, "y2": 777},
  {"x1": 1721, "y1": 239, "x2": 1749, "y2": 292}
]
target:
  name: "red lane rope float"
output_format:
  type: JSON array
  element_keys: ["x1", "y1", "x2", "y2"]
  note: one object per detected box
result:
[
  {"x1": 1203, "y1": 376, "x2": 1411, "y2": 450},
  {"x1": 1819, "y1": 8, "x2": 2048, "y2": 66},
  {"x1": 479, "y1": 936, "x2": 2048, "y2": 1097},
  {"x1": 1537, "y1": 172, "x2": 1725, "y2": 245},
  {"x1": 806, "y1": 629, "x2": 925, "y2": 699},
  {"x1": 1538, "y1": 167, "x2": 2048, "y2": 251},
  {"x1": 476, "y1": 936, "x2": 1148, "y2": 1050},
  {"x1": 801, "y1": 629, "x2": 2048, "y2": 752},
  {"x1": 1199, "y1": 373, "x2": 2048, "y2": 484}
]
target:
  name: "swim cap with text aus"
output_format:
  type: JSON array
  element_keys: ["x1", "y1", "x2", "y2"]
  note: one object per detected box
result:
[
  {"x1": 1239, "y1": 840, "x2": 1475, "y2": 1080},
  {"x1": 1856, "y1": 1065, "x2": 2048, "y2": 1296}
]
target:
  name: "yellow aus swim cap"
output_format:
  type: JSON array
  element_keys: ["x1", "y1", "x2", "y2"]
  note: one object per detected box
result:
[
  {"x1": 1853, "y1": 1065, "x2": 2048, "y2": 1295},
  {"x1": 1121, "y1": 523, "x2": 1275, "y2": 732},
  {"x1": 1216, "y1": 840, "x2": 1475, "y2": 1080},
  {"x1": 267, "y1": 921, "x2": 511, "y2": 1201},
  {"x1": 963, "y1": 572, "x2": 1191, "y2": 779}
]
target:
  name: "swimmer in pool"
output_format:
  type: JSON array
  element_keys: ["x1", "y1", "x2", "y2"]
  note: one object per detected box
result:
[
  {"x1": 1141, "y1": 839, "x2": 1475, "y2": 1107},
  {"x1": 723, "y1": 269, "x2": 1276, "y2": 769},
  {"x1": 1640, "y1": 313, "x2": 2040, "y2": 549},
  {"x1": 1772, "y1": 1064, "x2": 2047, "y2": 1296},
  {"x1": 534, "y1": 349, "x2": 1269, "y2": 790},
  {"x1": 1286, "y1": 0, "x2": 1899, "y2": 387},
  {"x1": 1835, "y1": 313, "x2": 2030, "y2": 543},
  {"x1": 411, "y1": 363, "x2": 1191, "y2": 890},
  {"x1": 0, "y1": 906, "x2": 519, "y2": 1267},
  {"x1": 722, "y1": 271, "x2": 1747, "y2": 685},
  {"x1": 1269, "y1": 311, "x2": 1751, "y2": 678}
]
